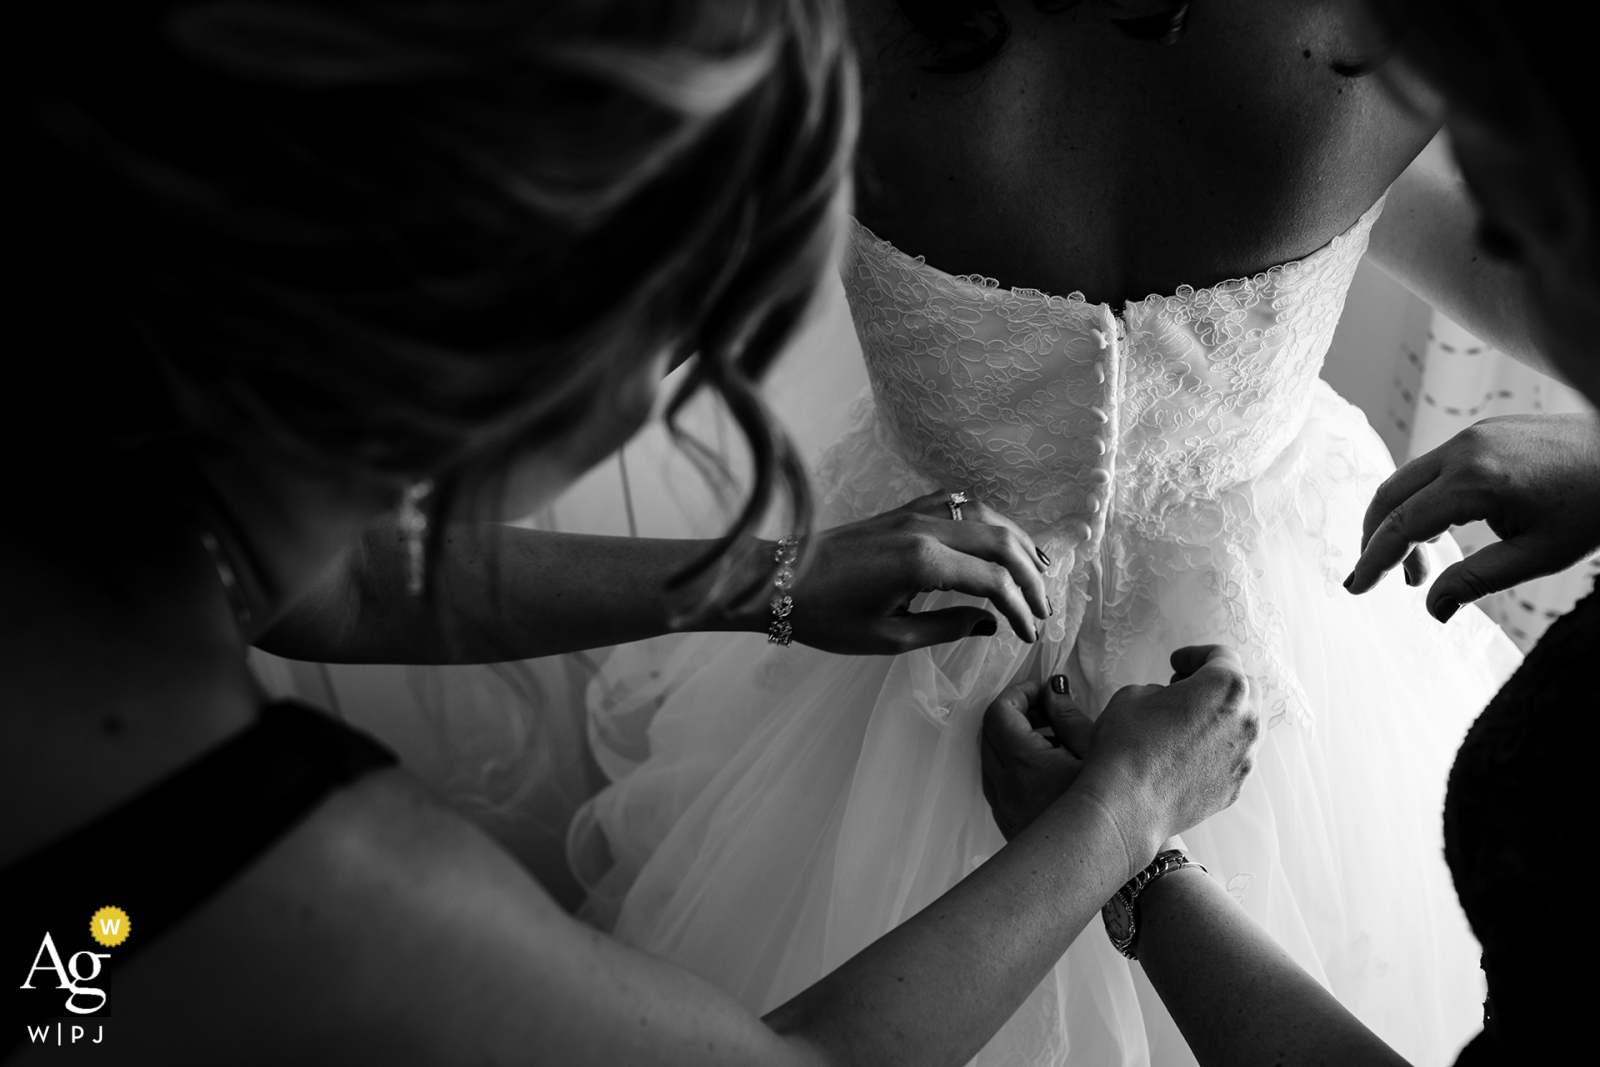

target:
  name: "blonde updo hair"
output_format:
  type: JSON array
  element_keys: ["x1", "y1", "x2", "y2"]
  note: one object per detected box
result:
[{"x1": 13, "y1": 0, "x2": 855, "y2": 603}]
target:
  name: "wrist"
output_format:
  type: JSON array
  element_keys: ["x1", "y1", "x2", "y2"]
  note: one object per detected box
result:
[
  {"x1": 724, "y1": 544, "x2": 774, "y2": 636},
  {"x1": 679, "y1": 537, "x2": 778, "y2": 636},
  {"x1": 1067, "y1": 762, "x2": 1167, "y2": 885}
]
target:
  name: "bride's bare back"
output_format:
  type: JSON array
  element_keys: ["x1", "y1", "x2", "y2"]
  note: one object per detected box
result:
[{"x1": 849, "y1": 0, "x2": 1435, "y2": 304}]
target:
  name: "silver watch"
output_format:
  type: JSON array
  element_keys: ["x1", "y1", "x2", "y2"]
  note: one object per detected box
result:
[{"x1": 1102, "y1": 848, "x2": 1207, "y2": 960}]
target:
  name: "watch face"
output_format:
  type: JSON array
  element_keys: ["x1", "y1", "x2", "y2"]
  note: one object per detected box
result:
[{"x1": 1103, "y1": 892, "x2": 1134, "y2": 943}]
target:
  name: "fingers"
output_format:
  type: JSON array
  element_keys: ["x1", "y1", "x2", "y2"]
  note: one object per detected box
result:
[
  {"x1": 1190, "y1": 650, "x2": 1257, "y2": 733},
  {"x1": 1425, "y1": 536, "x2": 1557, "y2": 622},
  {"x1": 982, "y1": 681, "x2": 1083, "y2": 841},
  {"x1": 1041, "y1": 675, "x2": 1095, "y2": 756},
  {"x1": 983, "y1": 682, "x2": 1053, "y2": 760},
  {"x1": 1402, "y1": 544, "x2": 1432, "y2": 587},
  {"x1": 1089, "y1": 648, "x2": 1260, "y2": 840},
  {"x1": 985, "y1": 680, "x2": 1043, "y2": 721},
  {"x1": 1164, "y1": 651, "x2": 1261, "y2": 789},
  {"x1": 884, "y1": 607, "x2": 999, "y2": 652},
  {"x1": 961, "y1": 498, "x2": 1051, "y2": 572},
  {"x1": 1169, "y1": 644, "x2": 1244, "y2": 679},
  {"x1": 1171, "y1": 647, "x2": 1257, "y2": 740},
  {"x1": 904, "y1": 489, "x2": 1050, "y2": 573},
  {"x1": 915, "y1": 539, "x2": 1041, "y2": 641},
  {"x1": 899, "y1": 490, "x2": 963, "y2": 520},
  {"x1": 894, "y1": 491, "x2": 1052, "y2": 627},
  {"x1": 902, "y1": 490, "x2": 1048, "y2": 566},
  {"x1": 1346, "y1": 480, "x2": 1480, "y2": 594},
  {"x1": 983, "y1": 678, "x2": 1090, "y2": 760},
  {"x1": 936, "y1": 520, "x2": 1051, "y2": 622},
  {"x1": 1361, "y1": 451, "x2": 1441, "y2": 553}
]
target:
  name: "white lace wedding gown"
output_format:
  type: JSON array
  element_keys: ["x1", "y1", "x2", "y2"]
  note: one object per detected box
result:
[{"x1": 569, "y1": 199, "x2": 1521, "y2": 1066}]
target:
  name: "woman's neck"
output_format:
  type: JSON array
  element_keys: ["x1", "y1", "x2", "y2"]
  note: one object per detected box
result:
[
  {"x1": 0, "y1": 462, "x2": 382, "y2": 868},
  {"x1": 0, "y1": 524, "x2": 261, "y2": 867}
]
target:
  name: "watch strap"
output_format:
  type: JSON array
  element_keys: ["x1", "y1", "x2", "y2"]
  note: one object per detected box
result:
[{"x1": 1102, "y1": 848, "x2": 1207, "y2": 960}]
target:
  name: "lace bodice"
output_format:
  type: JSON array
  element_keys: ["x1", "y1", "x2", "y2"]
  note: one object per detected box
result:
[
  {"x1": 830, "y1": 200, "x2": 1391, "y2": 724},
  {"x1": 840, "y1": 200, "x2": 1384, "y2": 550}
]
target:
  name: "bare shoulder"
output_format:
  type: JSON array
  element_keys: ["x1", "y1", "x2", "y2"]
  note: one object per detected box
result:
[{"x1": 87, "y1": 771, "x2": 800, "y2": 1067}]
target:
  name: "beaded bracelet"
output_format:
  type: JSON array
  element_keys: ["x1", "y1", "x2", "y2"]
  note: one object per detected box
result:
[{"x1": 767, "y1": 535, "x2": 800, "y2": 646}]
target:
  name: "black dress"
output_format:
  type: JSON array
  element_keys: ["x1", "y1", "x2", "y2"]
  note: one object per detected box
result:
[{"x1": 1446, "y1": 584, "x2": 1595, "y2": 1064}]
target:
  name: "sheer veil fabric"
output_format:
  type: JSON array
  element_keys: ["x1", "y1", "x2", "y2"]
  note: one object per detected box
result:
[{"x1": 570, "y1": 198, "x2": 1520, "y2": 1066}]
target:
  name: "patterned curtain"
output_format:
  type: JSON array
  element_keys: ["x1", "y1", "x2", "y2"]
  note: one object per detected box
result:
[{"x1": 1390, "y1": 310, "x2": 1600, "y2": 651}]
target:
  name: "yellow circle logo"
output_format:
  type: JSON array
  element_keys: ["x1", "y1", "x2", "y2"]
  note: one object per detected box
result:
[{"x1": 89, "y1": 906, "x2": 130, "y2": 948}]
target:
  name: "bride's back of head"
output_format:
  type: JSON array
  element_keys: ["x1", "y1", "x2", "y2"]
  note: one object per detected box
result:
[{"x1": 9, "y1": 0, "x2": 853, "y2": 563}]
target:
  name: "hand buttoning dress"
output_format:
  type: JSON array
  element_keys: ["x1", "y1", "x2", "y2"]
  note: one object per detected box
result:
[{"x1": 569, "y1": 198, "x2": 1521, "y2": 1066}]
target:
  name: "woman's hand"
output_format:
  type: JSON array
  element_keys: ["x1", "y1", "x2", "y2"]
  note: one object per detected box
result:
[
  {"x1": 1346, "y1": 413, "x2": 1600, "y2": 621},
  {"x1": 980, "y1": 646, "x2": 1260, "y2": 871},
  {"x1": 980, "y1": 675, "x2": 1096, "y2": 840},
  {"x1": 787, "y1": 490, "x2": 1052, "y2": 653}
]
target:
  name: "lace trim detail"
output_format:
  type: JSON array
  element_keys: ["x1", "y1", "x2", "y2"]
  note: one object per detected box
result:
[{"x1": 853, "y1": 195, "x2": 1385, "y2": 326}]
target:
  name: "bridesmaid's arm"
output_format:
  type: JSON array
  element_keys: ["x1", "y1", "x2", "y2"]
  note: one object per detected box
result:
[
  {"x1": 256, "y1": 492, "x2": 1056, "y2": 663},
  {"x1": 764, "y1": 787, "x2": 1139, "y2": 1065},
  {"x1": 1135, "y1": 866, "x2": 1412, "y2": 1067},
  {"x1": 1366, "y1": 145, "x2": 1558, "y2": 378},
  {"x1": 258, "y1": 523, "x2": 765, "y2": 662}
]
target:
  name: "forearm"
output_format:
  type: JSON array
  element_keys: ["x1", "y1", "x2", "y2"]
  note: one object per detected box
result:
[
  {"x1": 1367, "y1": 158, "x2": 1555, "y2": 378},
  {"x1": 259, "y1": 522, "x2": 766, "y2": 663},
  {"x1": 1136, "y1": 868, "x2": 1409, "y2": 1067},
  {"x1": 766, "y1": 788, "x2": 1150, "y2": 1067}
]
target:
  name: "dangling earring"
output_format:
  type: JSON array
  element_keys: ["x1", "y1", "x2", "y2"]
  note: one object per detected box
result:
[
  {"x1": 400, "y1": 478, "x2": 434, "y2": 597},
  {"x1": 198, "y1": 529, "x2": 253, "y2": 633}
]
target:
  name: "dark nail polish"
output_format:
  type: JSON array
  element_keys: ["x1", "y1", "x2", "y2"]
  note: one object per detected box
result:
[
  {"x1": 1434, "y1": 596, "x2": 1460, "y2": 623},
  {"x1": 1037, "y1": 547, "x2": 1052, "y2": 567},
  {"x1": 1050, "y1": 674, "x2": 1069, "y2": 695},
  {"x1": 1048, "y1": 599, "x2": 1055, "y2": 617},
  {"x1": 972, "y1": 617, "x2": 998, "y2": 637},
  {"x1": 1342, "y1": 573, "x2": 1354, "y2": 591}
]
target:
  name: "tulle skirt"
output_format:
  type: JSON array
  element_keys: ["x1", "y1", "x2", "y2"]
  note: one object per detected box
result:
[{"x1": 570, "y1": 381, "x2": 1520, "y2": 1067}]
